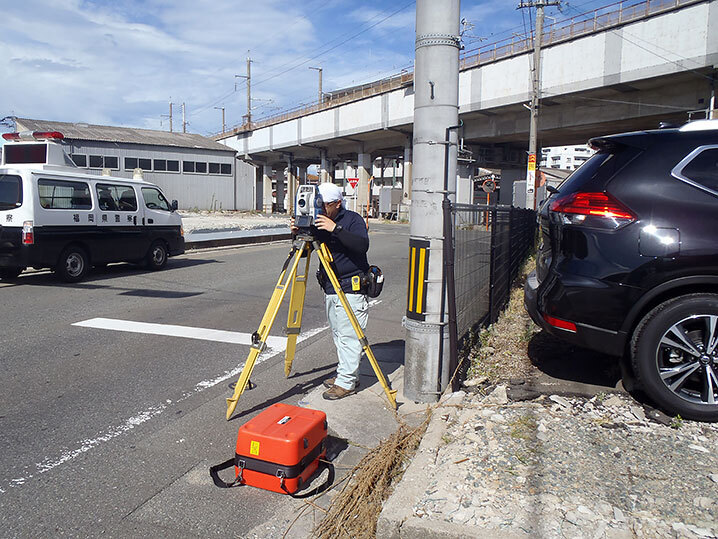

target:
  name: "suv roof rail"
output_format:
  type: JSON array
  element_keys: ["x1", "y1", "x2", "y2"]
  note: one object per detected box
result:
[{"x1": 680, "y1": 119, "x2": 718, "y2": 132}]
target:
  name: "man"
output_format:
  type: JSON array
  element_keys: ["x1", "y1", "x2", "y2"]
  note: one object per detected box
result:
[{"x1": 296, "y1": 182, "x2": 370, "y2": 400}]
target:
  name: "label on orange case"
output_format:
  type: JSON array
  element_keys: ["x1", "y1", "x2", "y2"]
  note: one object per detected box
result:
[{"x1": 250, "y1": 441, "x2": 260, "y2": 456}]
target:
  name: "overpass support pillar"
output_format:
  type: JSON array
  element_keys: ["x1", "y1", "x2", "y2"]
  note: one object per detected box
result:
[
  {"x1": 357, "y1": 152, "x2": 371, "y2": 216},
  {"x1": 404, "y1": 0, "x2": 460, "y2": 403},
  {"x1": 297, "y1": 165, "x2": 307, "y2": 185},
  {"x1": 262, "y1": 165, "x2": 273, "y2": 214},
  {"x1": 320, "y1": 151, "x2": 330, "y2": 183},
  {"x1": 276, "y1": 168, "x2": 285, "y2": 214},
  {"x1": 286, "y1": 160, "x2": 297, "y2": 216},
  {"x1": 403, "y1": 142, "x2": 413, "y2": 206}
]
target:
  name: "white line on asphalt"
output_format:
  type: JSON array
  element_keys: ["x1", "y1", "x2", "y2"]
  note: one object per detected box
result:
[
  {"x1": 4, "y1": 299, "x2": 383, "y2": 494},
  {"x1": 72, "y1": 318, "x2": 288, "y2": 350}
]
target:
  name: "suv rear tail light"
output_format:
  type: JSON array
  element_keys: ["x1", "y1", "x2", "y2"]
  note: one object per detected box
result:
[
  {"x1": 549, "y1": 192, "x2": 636, "y2": 229},
  {"x1": 22, "y1": 220, "x2": 34, "y2": 245},
  {"x1": 542, "y1": 313, "x2": 577, "y2": 333}
]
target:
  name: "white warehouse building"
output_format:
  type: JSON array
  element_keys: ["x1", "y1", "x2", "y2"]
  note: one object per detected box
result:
[{"x1": 14, "y1": 118, "x2": 256, "y2": 211}]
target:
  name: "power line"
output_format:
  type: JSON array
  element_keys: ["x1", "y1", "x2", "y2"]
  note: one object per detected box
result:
[
  {"x1": 562, "y1": 2, "x2": 714, "y2": 82},
  {"x1": 541, "y1": 90, "x2": 701, "y2": 110},
  {"x1": 189, "y1": 1, "x2": 415, "y2": 121},
  {"x1": 249, "y1": 1, "x2": 416, "y2": 91}
]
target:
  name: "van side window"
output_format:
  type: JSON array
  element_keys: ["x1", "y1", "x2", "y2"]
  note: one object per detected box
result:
[
  {"x1": 141, "y1": 187, "x2": 171, "y2": 211},
  {"x1": 0, "y1": 174, "x2": 22, "y2": 210},
  {"x1": 38, "y1": 179, "x2": 92, "y2": 210},
  {"x1": 96, "y1": 184, "x2": 137, "y2": 212}
]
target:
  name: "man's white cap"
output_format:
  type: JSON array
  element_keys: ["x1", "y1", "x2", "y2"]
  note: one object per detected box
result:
[{"x1": 318, "y1": 182, "x2": 343, "y2": 204}]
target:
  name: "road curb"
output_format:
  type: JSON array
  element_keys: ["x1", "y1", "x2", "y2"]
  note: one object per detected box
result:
[{"x1": 185, "y1": 232, "x2": 292, "y2": 250}]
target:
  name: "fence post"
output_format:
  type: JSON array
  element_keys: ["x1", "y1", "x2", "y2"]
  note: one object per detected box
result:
[
  {"x1": 488, "y1": 206, "x2": 497, "y2": 324},
  {"x1": 508, "y1": 207, "x2": 514, "y2": 298}
]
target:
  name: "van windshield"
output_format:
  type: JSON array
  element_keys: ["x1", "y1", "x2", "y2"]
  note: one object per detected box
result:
[{"x1": 0, "y1": 174, "x2": 22, "y2": 210}]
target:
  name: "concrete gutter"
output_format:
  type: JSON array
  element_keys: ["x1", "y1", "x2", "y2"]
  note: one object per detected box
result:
[{"x1": 184, "y1": 227, "x2": 292, "y2": 250}]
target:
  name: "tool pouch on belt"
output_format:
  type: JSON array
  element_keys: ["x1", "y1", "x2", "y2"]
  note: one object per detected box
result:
[{"x1": 362, "y1": 265, "x2": 384, "y2": 298}]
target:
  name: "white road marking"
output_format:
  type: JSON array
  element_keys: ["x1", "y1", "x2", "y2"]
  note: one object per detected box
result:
[
  {"x1": 4, "y1": 299, "x2": 383, "y2": 494},
  {"x1": 4, "y1": 323, "x2": 328, "y2": 493},
  {"x1": 72, "y1": 318, "x2": 288, "y2": 350}
]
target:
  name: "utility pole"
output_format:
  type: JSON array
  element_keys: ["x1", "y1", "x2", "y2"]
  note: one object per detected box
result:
[
  {"x1": 517, "y1": 0, "x2": 560, "y2": 209},
  {"x1": 309, "y1": 66, "x2": 323, "y2": 105},
  {"x1": 182, "y1": 102, "x2": 187, "y2": 133},
  {"x1": 214, "y1": 106, "x2": 226, "y2": 133},
  {"x1": 168, "y1": 100, "x2": 173, "y2": 133},
  {"x1": 246, "y1": 54, "x2": 252, "y2": 126},
  {"x1": 404, "y1": 0, "x2": 461, "y2": 403},
  {"x1": 235, "y1": 53, "x2": 252, "y2": 128}
]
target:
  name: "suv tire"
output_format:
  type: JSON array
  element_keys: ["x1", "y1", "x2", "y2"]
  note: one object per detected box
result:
[
  {"x1": 632, "y1": 294, "x2": 718, "y2": 421},
  {"x1": 56, "y1": 246, "x2": 89, "y2": 283}
]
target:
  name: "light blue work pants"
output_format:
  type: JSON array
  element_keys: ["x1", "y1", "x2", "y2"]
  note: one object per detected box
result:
[{"x1": 325, "y1": 293, "x2": 368, "y2": 390}]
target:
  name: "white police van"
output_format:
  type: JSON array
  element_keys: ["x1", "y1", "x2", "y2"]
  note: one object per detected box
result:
[{"x1": 0, "y1": 130, "x2": 184, "y2": 282}]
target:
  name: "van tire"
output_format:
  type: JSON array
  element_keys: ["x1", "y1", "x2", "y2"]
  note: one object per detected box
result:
[
  {"x1": 56, "y1": 246, "x2": 89, "y2": 283},
  {"x1": 0, "y1": 267, "x2": 23, "y2": 280},
  {"x1": 146, "y1": 241, "x2": 168, "y2": 270}
]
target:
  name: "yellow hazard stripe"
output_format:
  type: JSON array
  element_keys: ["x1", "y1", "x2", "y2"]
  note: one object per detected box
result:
[
  {"x1": 408, "y1": 247, "x2": 416, "y2": 311},
  {"x1": 416, "y1": 248, "x2": 426, "y2": 314}
]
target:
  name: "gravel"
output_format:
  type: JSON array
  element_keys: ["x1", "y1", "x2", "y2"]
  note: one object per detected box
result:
[{"x1": 411, "y1": 388, "x2": 718, "y2": 538}]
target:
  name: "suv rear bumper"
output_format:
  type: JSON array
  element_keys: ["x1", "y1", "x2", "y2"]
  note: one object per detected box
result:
[{"x1": 524, "y1": 270, "x2": 627, "y2": 357}]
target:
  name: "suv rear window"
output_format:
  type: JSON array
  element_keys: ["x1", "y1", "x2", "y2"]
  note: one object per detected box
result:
[
  {"x1": 0, "y1": 174, "x2": 22, "y2": 209},
  {"x1": 556, "y1": 145, "x2": 642, "y2": 195}
]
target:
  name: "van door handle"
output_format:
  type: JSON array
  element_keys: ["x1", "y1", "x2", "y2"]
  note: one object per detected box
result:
[
  {"x1": 148, "y1": 218, "x2": 154, "y2": 224},
  {"x1": 133, "y1": 216, "x2": 137, "y2": 225}
]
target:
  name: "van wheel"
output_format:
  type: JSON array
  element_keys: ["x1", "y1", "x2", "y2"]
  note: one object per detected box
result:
[
  {"x1": 631, "y1": 294, "x2": 718, "y2": 421},
  {"x1": 146, "y1": 241, "x2": 168, "y2": 270},
  {"x1": 56, "y1": 247, "x2": 89, "y2": 283},
  {"x1": 0, "y1": 267, "x2": 23, "y2": 280}
]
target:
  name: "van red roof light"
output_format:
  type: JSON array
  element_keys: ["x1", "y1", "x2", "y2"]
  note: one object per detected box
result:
[
  {"x1": 32, "y1": 131, "x2": 64, "y2": 140},
  {"x1": 549, "y1": 192, "x2": 636, "y2": 229},
  {"x1": 2, "y1": 133, "x2": 21, "y2": 140}
]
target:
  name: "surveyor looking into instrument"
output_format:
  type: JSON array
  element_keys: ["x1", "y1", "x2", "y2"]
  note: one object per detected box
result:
[{"x1": 291, "y1": 182, "x2": 370, "y2": 400}]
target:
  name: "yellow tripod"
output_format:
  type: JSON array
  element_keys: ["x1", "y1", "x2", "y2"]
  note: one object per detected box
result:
[{"x1": 225, "y1": 234, "x2": 398, "y2": 420}]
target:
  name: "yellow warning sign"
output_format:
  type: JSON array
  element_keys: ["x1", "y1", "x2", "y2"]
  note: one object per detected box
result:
[
  {"x1": 250, "y1": 441, "x2": 260, "y2": 456},
  {"x1": 528, "y1": 153, "x2": 537, "y2": 171}
]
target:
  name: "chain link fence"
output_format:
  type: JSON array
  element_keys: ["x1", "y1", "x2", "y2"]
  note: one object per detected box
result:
[{"x1": 452, "y1": 204, "x2": 536, "y2": 341}]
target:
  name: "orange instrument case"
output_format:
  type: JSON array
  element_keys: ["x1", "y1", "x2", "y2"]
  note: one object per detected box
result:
[{"x1": 233, "y1": 403, "x2": 327, "y2": 494}]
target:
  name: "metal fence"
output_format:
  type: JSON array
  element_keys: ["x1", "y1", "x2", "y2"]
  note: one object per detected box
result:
[{"x1": 452, "y1": 204, "x2": 536, "y2": 341}]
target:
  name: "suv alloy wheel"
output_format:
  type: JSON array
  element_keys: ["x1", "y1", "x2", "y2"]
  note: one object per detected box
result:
[{"x1": 632, "y1": 294, "x2": 718, "y2": 421}]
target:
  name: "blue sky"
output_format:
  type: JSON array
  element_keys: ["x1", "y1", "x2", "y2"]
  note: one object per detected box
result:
[{"x1": 0, "y1": 0, "x2": 614, "y2": 136}]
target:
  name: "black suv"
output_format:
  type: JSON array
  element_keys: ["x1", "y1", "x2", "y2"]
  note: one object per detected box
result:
[{"x1": 525, "y1": 119, "x2": 718, "y2": 421}]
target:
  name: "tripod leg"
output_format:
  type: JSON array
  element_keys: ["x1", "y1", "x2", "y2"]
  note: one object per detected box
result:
[
  {"x1": 226, "y1": 245, "x2": 307, "y2": 420},
  {"x1": 284, "y1": 250, "x2": 311, "y2": 376},
  {"x1": 316, "y1": 244, "x2": 398, "y2": 409}
]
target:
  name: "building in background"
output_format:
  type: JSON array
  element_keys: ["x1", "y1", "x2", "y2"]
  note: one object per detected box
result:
[
  {"x1": 540, "y1": 144, "x2": 594, "y2": 170},
  {"x1": 13, "y1": 118, "x2": 256, "y2": 211}
]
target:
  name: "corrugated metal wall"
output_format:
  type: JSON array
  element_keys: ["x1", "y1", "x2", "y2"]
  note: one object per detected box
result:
[{"x1": 65, "y1": 141, "x2": 256, "y2": 211}]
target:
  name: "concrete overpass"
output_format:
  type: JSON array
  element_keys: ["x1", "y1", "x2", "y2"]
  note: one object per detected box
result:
[{"x1": 217, "y1": 0, "x2": 718, "y2": 209}]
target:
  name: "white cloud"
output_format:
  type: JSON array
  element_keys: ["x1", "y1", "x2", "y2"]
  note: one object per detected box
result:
[{"x1": 0, "y1": 0, "x2": 542, "y2": 136}]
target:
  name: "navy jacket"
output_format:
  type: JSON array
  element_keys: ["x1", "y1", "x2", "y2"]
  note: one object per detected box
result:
[{"x1": 316, "y1": 206, "x2": 369, "y2": 294}]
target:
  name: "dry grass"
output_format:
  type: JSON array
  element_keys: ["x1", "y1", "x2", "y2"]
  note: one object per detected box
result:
[
  {"x1": 467, "y1": 256, "x2": 539, "y2": 383},
  {"x1": 312, "y1": 412, "x2": 431, "y2": 539}
]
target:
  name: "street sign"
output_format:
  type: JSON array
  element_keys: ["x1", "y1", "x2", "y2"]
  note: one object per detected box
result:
[
  {"x1": 482, "y1": 179, "x2": 496, "y2": 193},
  {"x1": 347, "y1": 177, "x2": 359, "y2": 189}
]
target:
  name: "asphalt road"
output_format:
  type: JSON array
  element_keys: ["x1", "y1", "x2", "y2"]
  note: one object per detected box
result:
[{"x1": 0, "y1": 223, "x2": 410, "y2": 537}]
